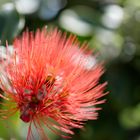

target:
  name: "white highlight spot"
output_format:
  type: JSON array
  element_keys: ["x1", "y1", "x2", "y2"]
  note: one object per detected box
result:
[
  {"x1": 102, "y1": 5, "x2": 124, "y2": 29},
  {"x1": 59, "y1": 9, "x2": 93, "y2": 36}
]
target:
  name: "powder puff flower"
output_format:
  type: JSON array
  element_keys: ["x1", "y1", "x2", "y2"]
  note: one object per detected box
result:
[{"x1": 0, "y1": 28, "x2": 107, "y2": 140}]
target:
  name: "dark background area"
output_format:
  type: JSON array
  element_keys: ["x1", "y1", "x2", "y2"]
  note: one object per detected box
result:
[{"x1": 0, "y1": 0, "x2": 140, "y2": 140}]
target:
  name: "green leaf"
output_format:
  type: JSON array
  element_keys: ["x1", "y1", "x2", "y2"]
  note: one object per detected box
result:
[{"x1": 0, "y1": 3, "x2": 25, "y2": 44}]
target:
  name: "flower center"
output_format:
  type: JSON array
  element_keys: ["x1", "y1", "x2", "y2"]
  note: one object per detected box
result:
[
  {"x1": 20, "y1": 95, "x2": 40, "y2": 123},
  {"x1": 19, "y1": 75, "x2": 56, "y2": 123}
]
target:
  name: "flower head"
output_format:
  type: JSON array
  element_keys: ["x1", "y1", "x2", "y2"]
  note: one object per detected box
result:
[{"x1": 0, "y1": 28, "x2": 107, "y2": 140}]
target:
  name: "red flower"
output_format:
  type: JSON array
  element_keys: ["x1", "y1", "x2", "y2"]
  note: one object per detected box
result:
[{"x1": 0, "y1": 28, "x2": 107, "y2": 140}]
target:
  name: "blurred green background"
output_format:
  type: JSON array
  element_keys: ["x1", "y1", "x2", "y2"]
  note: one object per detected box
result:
[{"x1": 0, "y1": 0, "x2": 140, "y2": 140}]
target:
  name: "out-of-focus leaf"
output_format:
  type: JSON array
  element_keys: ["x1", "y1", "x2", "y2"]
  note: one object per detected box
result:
[
  {"x1": 90, "y1": 28, "x2": 123, "y2": 61},
  {"x1": 119, "y1": 103, "x2": 140, "y2": 129},
  {"x1": 125, "y1": 0, "x2": 140, "y2": 8},
  {"x1": 0, "y1": 100, "x2": 21, "y2": 139},
  {"x1": 18, "y1": 120, "x2": 59, "y2": 140},
  {"x1": 59, "y1": 5, "x2": 102, "y2": 37},
  {"x1": 0, "y1": 3, "x2": 25, "y2": 44},
  {"x1": 0, "y1": 0, "x2": 11, "y2": 6}
]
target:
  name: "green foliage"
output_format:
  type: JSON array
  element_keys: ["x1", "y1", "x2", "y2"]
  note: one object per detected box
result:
[{"x1": 0, "y1": 0, "x2": 140, "y2": 140}]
